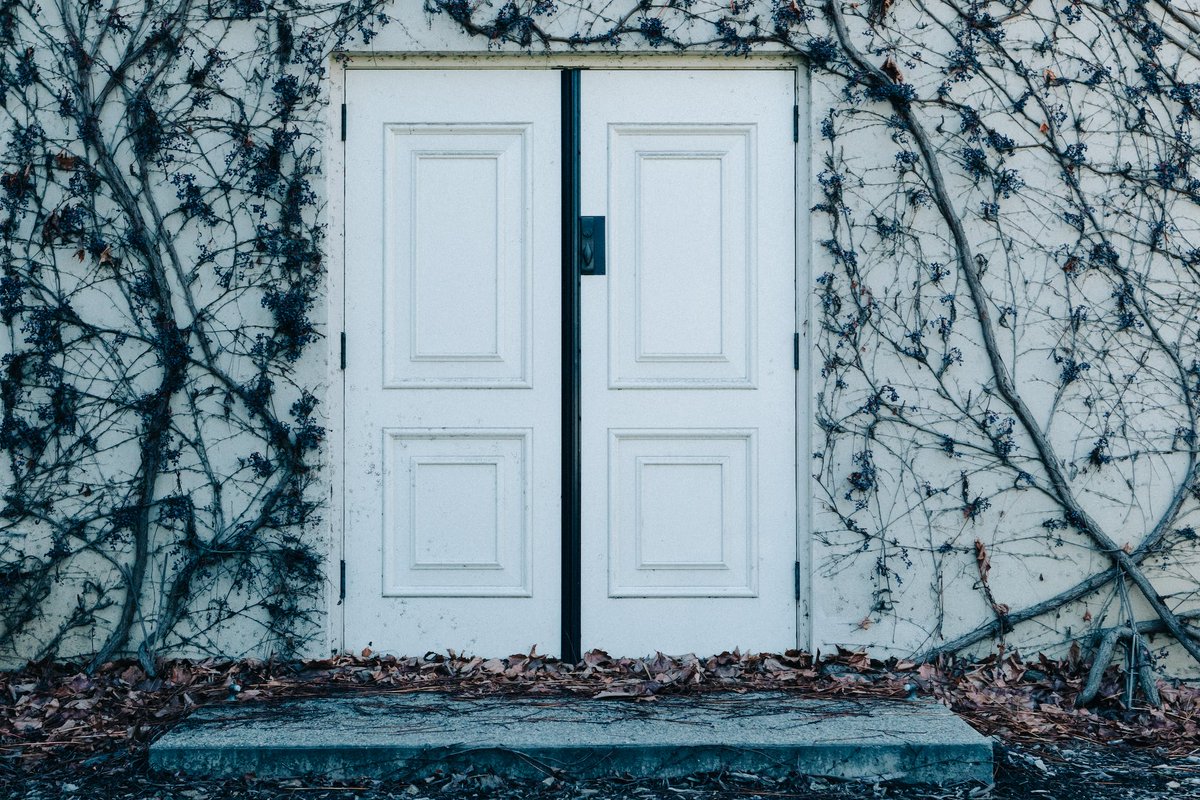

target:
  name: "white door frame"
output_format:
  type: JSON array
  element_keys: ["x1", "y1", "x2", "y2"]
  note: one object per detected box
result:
[{"x1": 324, "y1": 54, "x2": 813, "y2": 659}]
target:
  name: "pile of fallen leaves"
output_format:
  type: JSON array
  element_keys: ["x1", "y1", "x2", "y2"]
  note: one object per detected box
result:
[{"x1": 2, "y1": 648, "x2": 1197, "y2": 762}]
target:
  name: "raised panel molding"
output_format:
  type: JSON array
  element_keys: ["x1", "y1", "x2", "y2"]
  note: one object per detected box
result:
[
  {"x1": 607, "y1": 125, "x2": 757, "y2": 389},
  {"x1": 382, "y1": 429, "x2": 532, "y2": 597},
  {"x1": 608, "y1": 429, "x2": 758, "y2": 597},
  {"x1": 383, "y1": 125, "x2": 533, "y2": 388}
]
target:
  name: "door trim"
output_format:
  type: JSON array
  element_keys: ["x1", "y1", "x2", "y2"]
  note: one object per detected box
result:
[
  {"x1": 328, "y1": 56, "x2": 811, "y2": 660},
  {"x1": 795, "y1": 67, "x2": 815, "y2": 655}
]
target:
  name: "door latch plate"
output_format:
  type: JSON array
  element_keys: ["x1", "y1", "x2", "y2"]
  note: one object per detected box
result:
[{"x1": 579, "y1": 216, "x2": 606, "y2": 276}]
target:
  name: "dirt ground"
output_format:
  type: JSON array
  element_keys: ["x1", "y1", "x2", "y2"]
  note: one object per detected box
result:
[
  {"x1": 3, "y1": 740, "x2": 1200, "y2": 800},
  {"x1": 3, "y1": 650, "x2": 1199, "y2": 799}
]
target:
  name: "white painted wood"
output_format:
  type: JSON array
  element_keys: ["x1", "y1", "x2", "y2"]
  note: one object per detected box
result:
[
  {"x1": 795, "y1": 67, "x2": 816, "y2": 655},
  {"x1": 381, "y1": 429, "x2": 531, "y2": 596},
  {"x1": 607, "y1": 125, "x2": 756, "y2": 388},
  {"x1": 384, "y1": 125, "x2": 533, "y2": 387},
  {"x1": 608, "y1": 430, "x2": 757, "y2": 597},
  {"x1": 342, "y1": 70, "x2": 560, "y2": 656},
  {"x1": 342, "y1": 54, "x2": 801, "y2": 71},
  {"x1": 324, "y1": 64, "x2": 348, "y2": 657},
  {"x1": 580, "y1": 70, "x2": 797, "y2": 655}
]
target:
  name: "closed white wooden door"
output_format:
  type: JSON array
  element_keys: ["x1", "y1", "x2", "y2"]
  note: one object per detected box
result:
[
  {"x1": 342, "y1": 70, "x2": 562, "y2": 656},
  {"x1": 579, "y1": 70, "x2": 797, "y2": 654},
  {"x1": 343, "y1": 68, "x2": 797, "y2": 658}
]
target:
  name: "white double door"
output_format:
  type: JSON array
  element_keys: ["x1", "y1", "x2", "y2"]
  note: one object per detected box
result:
[{"x1": 343, "y1": 68, "x2": 797, "y2": 658}]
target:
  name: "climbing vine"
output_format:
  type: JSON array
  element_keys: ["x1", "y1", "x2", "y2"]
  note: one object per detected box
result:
[
  {"x1": 2, "y1": 0, "x2": 1198, "y2": 704},
  {"x1": 0, "y1": 0, "x2": 391, "y2": 670}
]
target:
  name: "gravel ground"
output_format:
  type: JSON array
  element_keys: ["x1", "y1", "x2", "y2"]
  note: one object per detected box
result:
[{"x1": 4, "y1": 742, "x2": 1200, "y2": 800}]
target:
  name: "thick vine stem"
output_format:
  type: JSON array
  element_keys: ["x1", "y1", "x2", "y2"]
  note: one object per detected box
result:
[
  {"x1": 64, "y1": 2, "x2": 196, "y2": 673},
  {"x1": 824, "y1": 0, "x2": 1200, "y2": 672},
  {"x1": 1077, "y1": 615, "x2": 1199, "y2": 706}
]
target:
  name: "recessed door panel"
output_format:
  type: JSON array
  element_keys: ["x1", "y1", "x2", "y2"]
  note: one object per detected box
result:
[
  {"x1": 609, "y1": 126, "x2": 756, "y2": 388},
  {"x1": 381, "y1": 429, "x2": 531, "y2": 596},
  {"x1": 384, "y1": 125, "x2": 532, "y2": 387},
  {"x1": 608, "y1": 429, "x2": 757, "y2": 597}
]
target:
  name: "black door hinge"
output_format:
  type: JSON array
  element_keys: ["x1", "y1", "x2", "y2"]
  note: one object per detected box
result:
[
  {"x1": 793, "y1": 104, "x2": 799, "y2": 143},
  {"x1": 339, "y1": 331, "x2": 346, "y2": 370},
  {"x1": 339, "y1": 559, "x2": 346, "y2": 602},
  {"x1": 793, "y1": 332, "x2": 800, "y2": 370},
  {"x1": 794, "y1": 561, "x2": 801, "y2": 602},
  {"x1": 340, "y1": 103, "x2": 347, "y2": 141}
]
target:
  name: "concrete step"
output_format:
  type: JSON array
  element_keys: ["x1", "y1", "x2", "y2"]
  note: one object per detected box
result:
[{"x1": 149, "y1": 692, "x2": 993, "y2": 785}]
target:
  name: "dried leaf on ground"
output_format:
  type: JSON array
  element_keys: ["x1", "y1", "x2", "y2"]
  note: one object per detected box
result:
[{"x1": 1, "y1": 648, "x2": 1198, "y2": 762}]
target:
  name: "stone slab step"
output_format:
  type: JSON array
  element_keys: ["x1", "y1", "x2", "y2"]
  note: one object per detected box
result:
[{"x1": 149, "y1": 692, "x2": 993, "y2": 785}]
